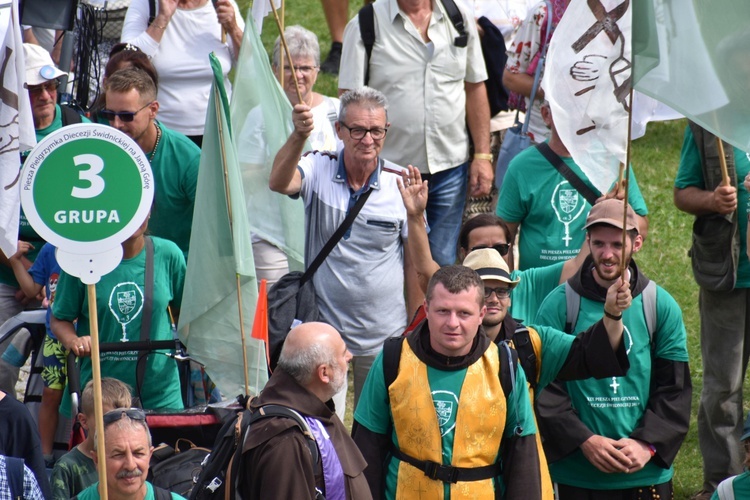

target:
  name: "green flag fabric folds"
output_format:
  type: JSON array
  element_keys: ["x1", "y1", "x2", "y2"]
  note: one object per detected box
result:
[
  {"x1": 231, "y1": 18, "x2": 307, "y2": 272},
  {"x1": 178, "y1": 52, "x2": 267, "y2": 398},
  {"x1": 633, "y1": 0, "x2": 750, "y2": 150}
]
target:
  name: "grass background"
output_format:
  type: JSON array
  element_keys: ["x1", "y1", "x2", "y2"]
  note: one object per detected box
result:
[{"x1": 233, "y1": 0, "x2": 732, "y2": 496}]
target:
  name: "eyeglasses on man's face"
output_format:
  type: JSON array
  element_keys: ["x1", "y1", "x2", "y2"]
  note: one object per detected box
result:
[
  {"x1": 339, "y1": 122, "x2": 388, "y2": 141},
  {"x1": 27, "y1": 79, "x2": 60, "y2": 96}
]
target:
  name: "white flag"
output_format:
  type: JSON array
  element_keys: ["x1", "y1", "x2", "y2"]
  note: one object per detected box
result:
[
  {"x1": 0, "y1": 0, "x2": 35, "y2": 258},
  {"x1": 542, "y1": 0, "x2": 631, "y2": 195},
  {"x1": 251, "y1": 0, "x2": 282, "y2": 34}
]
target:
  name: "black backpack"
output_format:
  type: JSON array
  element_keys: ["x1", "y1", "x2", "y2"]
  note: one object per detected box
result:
[
  {"x1": 148, "y1": 440, "x2": 211, "y2": 498},
  {"x1": 189, "y1": 404, "x2": 323, "y2": 500}
]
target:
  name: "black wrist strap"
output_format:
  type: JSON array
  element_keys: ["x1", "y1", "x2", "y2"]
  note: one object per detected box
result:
[
  {"x1": 536, "y1": 142, "x2": 601, "y2": 205},
  {"x1": 301, "y1": 181, "x2": 374, "y2": 285}
]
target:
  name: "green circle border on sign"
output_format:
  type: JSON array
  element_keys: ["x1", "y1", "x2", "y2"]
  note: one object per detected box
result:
[{"x1": 20, "y1": 123, "x2": 154, "y2": 254}]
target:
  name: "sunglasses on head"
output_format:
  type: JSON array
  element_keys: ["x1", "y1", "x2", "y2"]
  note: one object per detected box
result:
[
  {"x1": 470, "y1": 243, "x2": 510, "y2": 256},
  {"x1": 109, "y1": 42, "x2": 143, "y2": 58},
  {"x1": 103, "y1": 408, "x2": 146, "y2": 426},
  {"x1": 99, "y1": 102, "x2": 153, "y2": 123}
]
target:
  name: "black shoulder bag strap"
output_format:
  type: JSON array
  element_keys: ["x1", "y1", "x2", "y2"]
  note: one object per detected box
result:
[
  {"x1": 136, "y1": 236, "x2": 155, "y2": 404},
  {"x1": 536, "y1": 142, "x2": 601, "y2": 205},
  {"x1": 299, "y1": 186, "x2": 373, "y2": 286},
  {"x1": 438, "y1": 0, "x2": 468, "y2": 47}
]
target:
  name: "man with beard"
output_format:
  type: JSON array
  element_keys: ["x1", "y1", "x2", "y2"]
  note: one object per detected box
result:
[
  {"x1": 77, "y1": 408, "x2": 183, "y2": 500},
  {"x1": 533, "y1": 199, "x2": 692, "y2": 500},
  {"x1": 461, "y1": 247, "x2": 631, "y2": 499},
  {"x1": 241, "y1": 322, "x2": 371, "y2": 500}
]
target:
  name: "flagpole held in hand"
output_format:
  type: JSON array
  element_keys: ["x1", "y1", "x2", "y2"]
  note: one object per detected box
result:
[
  {"x1": 620, "y1": 87, "x2": 634, "y2": 279},
  {"x1": 269, "y1": 0, "x2": 304, "y2": 105},
  {"x1": 88, "y1": 284, "x2": 109, "y2": 500}
]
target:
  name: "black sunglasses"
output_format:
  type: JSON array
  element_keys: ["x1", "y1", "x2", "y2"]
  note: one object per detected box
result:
[
  {"x1": 103, "y1": 408, "x2": 146, "y2": 426},
  {"x1": 484, "y1": 286, "x2": 511, "y2": 299},
  {"x1": 470, "y1": 243, "x2": 510, "y2": 256},
  {"x1": 99, "y1": 102, "x2": 153, "y2": 123}
]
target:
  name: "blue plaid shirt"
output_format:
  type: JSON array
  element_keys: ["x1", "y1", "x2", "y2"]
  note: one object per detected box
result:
[{"x1": 0, "y1": 456, "x2": 43, "y2": 500}]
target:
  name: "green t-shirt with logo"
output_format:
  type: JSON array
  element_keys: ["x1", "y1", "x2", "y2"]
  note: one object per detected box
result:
[
  {"x1": 674, "y1": 125, "x2": 750, "y2": 287},
  {"x1": 53, "y1": 237, "x2": 185, "y2": 410},
  {"x1": 497, "y1": 144, "x2": 648, "y2": 270},
  {"x1": 51, "y1": 446, "x2": 97, "y2": 500},
  {"x1": 147, "y1": 123, "x2": 200, "y2": 261},
  {"x1": 510, "y1": 262, "x2": 564, "y2": 324},
  {"x1": 534, "y1": 281, "x2": 689, "y2": 489}
]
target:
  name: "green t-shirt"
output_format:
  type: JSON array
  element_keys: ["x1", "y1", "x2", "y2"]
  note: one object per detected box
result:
[
  {"x1": 53, "y1": 237, "x2": 185, "y2": 410},
  {"x1": 148, "y1": 123, "x2": 200, "y2": 260},
  {"x1": 50, "y1": 446, "x2": 97, "y2": 500},
  {"x1": 674, "y1": 125, "x2": 750, "y2": 287},
  {"x1": 496, "y1": 144, "x2": 648, "y2": 271},
  {"x1": 354, "y1": 345, "x2": 537, "y2": 499},
  {"x1": 534, "y1": 280, "x2": 689, "y2": 489},
  {"x1": 510, "y1": 261, "x2": 564, "y2": 324},
  {"x1": 77, "y1": 481, "x2": 186, "y2": 500}
]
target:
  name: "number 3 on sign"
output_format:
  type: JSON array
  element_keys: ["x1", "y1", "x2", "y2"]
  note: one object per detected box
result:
[{"x1": 71, "y1": 154, "x2": 105, "y2": 199}]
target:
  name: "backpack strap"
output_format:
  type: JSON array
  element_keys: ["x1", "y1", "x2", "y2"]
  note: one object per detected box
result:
[
  {"x1": 5, "y1": 456, "x2": 24, "y2": 500},
  {"x1": 716, "y1": 476, "x2": 736, "y2": 500},
  {"x1": 153, "y1": 485, "x2": 172, "y2": 500},
  {"x1": 248, "y1": 405, "x2": 320, "y2": 467},
  {"x1": 382, "y1": 336, "x2": 405, "y2": 401},
  {"x1": 512, "y1": 324, "x2": 538, "y2": 390},
  {"x1": 60, "y1": 105, "x2": 83, "y2": 126},
  {"x1": 358, "y1": 3, "x2": 375, "y2": 86},
  {"x1": 498, "y1": 340, "x2": 522, "y2": 436},
  {"x1": 641, "y1": 280, "x2": 657, "y2": 345},
  {"x1": 437, "y1": 0, "x2": 468, "y2": 47},
  {"x1": 564, "y1": 282, "x2": 580, "y2": 334}
]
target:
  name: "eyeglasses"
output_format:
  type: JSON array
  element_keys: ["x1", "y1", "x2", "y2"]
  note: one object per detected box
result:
[
  {"x1": 26, "y1": 79, "x2": 60, "y2": 96},
  {"x1": 471, "y1": 243, "x2": 511, "y2": 256},
  {"x1": 103, "y1": 408, "x2": 146, "y2": 426},
  {"x1": 484, "y1": 286, "x2": 511, "y2": 299},
  {"x1": 99, "y1": 102, "x2": 153, "y2": 123},
  {"x1": 283, "y1": 65, "x2": 318, "y2": 75},
  {"x1": 339, "y1": 123, "x2": 388, "y2": 140}
]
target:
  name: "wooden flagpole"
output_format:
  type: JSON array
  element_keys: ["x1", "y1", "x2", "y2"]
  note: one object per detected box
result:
[
  {"x1": 269, "y1": 0, "x2": 304, "y2": 105},
  {"x1": 619, "y1": 87, "x2": 634, "y2": 278},
  {"x1": 214, "y1": 87, "x2": 251, "y2": 397},
  {"x1": 87, "y1": 285, "x2": 108, "y2": 500}
]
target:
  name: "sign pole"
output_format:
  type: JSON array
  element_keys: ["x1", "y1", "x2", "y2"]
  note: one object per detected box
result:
[{"x1": 88, "y1": 285, "x2": 108, "y2": 499}]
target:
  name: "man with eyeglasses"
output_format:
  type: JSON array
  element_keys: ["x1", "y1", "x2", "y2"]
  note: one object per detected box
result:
[
  {"x1": 103, "y1": 67, "x2": 200, "y2": 260},
  {"x1": 271, "y1": 87, "x2": 419, "y2": 407},
  {"x1": 77, "y1": 408, "x2": 184, "y2": 500}
]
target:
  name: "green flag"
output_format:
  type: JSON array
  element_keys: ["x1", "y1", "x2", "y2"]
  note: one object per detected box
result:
[
  {"x1": 633, "y1": 0, "x2": 750, "y2": 149},
  {"x1": 178, "y1": 53, "x2": 267, "y2": 398},
  {"x1": 231, "y1": 16, "x2": 307, "y2": 271}
]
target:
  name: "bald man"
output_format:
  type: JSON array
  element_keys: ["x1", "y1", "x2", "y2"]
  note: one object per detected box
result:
[{"x1": 240, "y1": 323, "x2": 372, "y2": 499}]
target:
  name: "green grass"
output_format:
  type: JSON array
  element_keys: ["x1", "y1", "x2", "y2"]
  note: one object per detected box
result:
[{"x1": 234, "y1": 1, "x2": 729, "y2": 496}]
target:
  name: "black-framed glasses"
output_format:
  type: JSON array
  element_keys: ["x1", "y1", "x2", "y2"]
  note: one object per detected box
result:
[
  {"x1": 26, "y1": 79, "x2": 60, "y2": 96},
  {"x1": 484, "y1": 286, "x2": 511, "y2": 299},
  {"x1": 103, "y1": 408, "x2": 146, "y2": 426},
  {"x1": 339, "y1": 122, "x2": 388, "y2": 140},
  {"x1": 471, "y1": 243, "x2": 511, "y2": 256},
  {"x1": 99, "y1": 102, "x2": 153, "y2": 123}
]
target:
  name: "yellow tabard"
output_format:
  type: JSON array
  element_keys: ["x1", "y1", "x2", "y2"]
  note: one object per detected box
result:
[{"x1": 389, "y1": 341, "x2": 506, "y2": 499}]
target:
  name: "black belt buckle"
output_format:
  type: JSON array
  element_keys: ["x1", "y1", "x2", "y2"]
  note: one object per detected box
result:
[{"x1": 423, "y1": 461, "x2": 460, "y2": 483}]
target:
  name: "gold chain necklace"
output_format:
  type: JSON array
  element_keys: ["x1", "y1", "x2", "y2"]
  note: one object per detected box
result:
[{"x1": 148, "y1": 123, "x2": 162, "y2": 162}]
